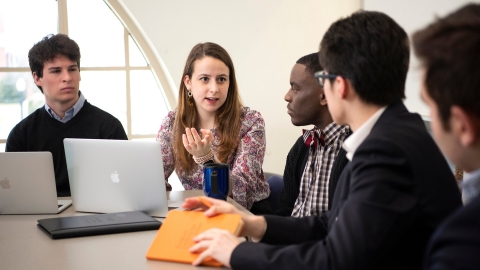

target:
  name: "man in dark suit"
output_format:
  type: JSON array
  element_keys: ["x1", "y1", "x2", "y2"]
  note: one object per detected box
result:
[
  {"x1": 412, "y1": 4, "x2": 480, "y2": 269},
  {"x1": 183, "y1": 10, "x2": 462, "y2": 269},
  {"x1": 276, "y1": 53, "x2": 350, "y2": 217}
]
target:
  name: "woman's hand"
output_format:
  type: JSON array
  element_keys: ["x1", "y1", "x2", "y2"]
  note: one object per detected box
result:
[
  {"x1": 182, "y1": 128, "x2": 214, "y2": 158},
  {"x1": 165, "y1": 181, "x2": 172, "y2": 191}
]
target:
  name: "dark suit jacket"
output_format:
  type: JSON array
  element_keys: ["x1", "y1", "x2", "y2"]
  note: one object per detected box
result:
[
  {"x1": 231, "y1": 102, "x2": 462, "y2": 270},
  {"x1": 276, "y1": 134, "x2": 349, "y2": 216},
  {"x1": 423, "y1": 193, "x2": 480, "y2": 269}
]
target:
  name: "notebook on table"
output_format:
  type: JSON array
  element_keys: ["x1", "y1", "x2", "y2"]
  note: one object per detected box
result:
[
  {"x1": 146, "y1": 209, "x2": 244, "y2": 267},
  {"x1": 37, "y1": 211, "x2": 161, "y2": 239},
  {"x1": 64, "y1": 138, "x2": 172, "y2": 218},
  {"x1": 0, "y1": 152, "x2": 72, "y2": 214}
]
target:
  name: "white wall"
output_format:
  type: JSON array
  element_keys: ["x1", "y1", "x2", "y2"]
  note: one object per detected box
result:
[
  {"x1": 119, "y1": 0, "x2": 361, "y2": 175},
  {"x1": 363, "y1": 0, "x2": 480, "y2": 117}
]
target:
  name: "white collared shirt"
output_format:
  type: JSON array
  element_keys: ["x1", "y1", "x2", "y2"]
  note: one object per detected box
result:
[
  {"x1": 463, "y1": 169, "x2": 480, "y2": 185},
  {"x1": 461, "y1": 167, "x2": 480, "y2": 205},
  {"x1": 44, "y1": 92, "x2": 85, "y2": 123},
  {"x1": 342, "y1": 107, "x2": 387, "y2": 161}
]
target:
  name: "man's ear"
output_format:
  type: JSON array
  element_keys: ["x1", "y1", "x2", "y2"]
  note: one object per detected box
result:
[
  {"x1": 183, "y1": 75, "x2": 191, "y2": 90},
  {"x1": 320, "y1": 89, "x2": 327, "y2": 106},
  {"x1": 336, "y1": 76, "x2": 348, "y2": 99},
  {"x1": 450, "y1": 106, "x2": 480, "y2": 147},
  {"x1": 33, "y1": 72, "x2": 42, "y2": 87}
]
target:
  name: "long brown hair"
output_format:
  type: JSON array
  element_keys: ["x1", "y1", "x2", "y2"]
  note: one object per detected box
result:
[{"x1": 173, "y1": 42, "x2": 243, "y2": 173}]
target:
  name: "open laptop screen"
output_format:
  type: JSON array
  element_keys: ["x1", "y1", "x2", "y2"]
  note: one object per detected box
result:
[
  {"x1": 64, "y1": 139, "x2": 169, "y2": 217},
  {"x1": 0, "y1": 152, "x2": 71, "y2": 214}
]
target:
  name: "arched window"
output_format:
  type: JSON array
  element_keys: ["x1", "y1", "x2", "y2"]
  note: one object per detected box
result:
[{"x1": 0, "y1": 0, "x2": 175, "y2": 149}]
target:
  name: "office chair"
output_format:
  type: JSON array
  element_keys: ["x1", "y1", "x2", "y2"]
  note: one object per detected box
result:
[{"x1": 264, "y1": 172, "x2": 284, "y2": 213}]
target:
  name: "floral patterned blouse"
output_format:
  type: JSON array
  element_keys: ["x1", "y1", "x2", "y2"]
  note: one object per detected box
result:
[{"x1": 156, "y1": 107, "x2": 270, "y2": 209}]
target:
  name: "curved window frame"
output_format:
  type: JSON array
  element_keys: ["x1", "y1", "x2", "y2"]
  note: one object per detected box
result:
[{"x1": 0, "y1": 0, "x2": 176, "y2": 146}]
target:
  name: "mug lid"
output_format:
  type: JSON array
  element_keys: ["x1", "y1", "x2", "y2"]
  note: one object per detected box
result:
[{"x1": 203, "y1": 163, "x2": 229, "y2": 168}]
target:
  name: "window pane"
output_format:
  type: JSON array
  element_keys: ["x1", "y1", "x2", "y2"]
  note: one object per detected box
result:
[
  {"x1": 0, "y1": 0, "x2": 57, "y2": 67},
  {"x1": 0, "y1": 72, "x2": 42, "y2": 139},
  {"x1": 129, "y1": 35, "x2": 147, "y2": 67},
  {"x1": 130, "y1": 70, "x2": 169, "y2": 135},
  {"x1": 67, "y1": 0, "x2": 125, "y2": 67},
  {"x1": 78, "y1": 71, "x2": 127, "y2": 130}
]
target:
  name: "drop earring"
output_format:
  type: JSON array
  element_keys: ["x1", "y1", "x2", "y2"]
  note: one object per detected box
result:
[{"x1": 187, "y1": 90, "x2": 194, "y2": 107}]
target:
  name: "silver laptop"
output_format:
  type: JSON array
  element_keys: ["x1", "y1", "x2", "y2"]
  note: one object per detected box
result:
[
  {"x1": 64, "y1": 139, "x2": 171, "y2": 217},
  {"x1": 0, "y1": 152, "x2": 72, "y2": 214}
]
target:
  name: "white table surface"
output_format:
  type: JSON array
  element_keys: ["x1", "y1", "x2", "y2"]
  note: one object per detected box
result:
[{"x1": 0, "y1": 190, "x2": 250, "y2": 270}]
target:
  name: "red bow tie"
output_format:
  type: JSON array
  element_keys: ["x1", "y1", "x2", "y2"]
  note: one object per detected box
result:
[{"x1": 302, "y1": 128, "x2": 325, "y2": 148}]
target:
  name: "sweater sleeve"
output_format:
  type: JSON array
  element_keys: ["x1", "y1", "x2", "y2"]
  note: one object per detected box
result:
[
  {"x1": 275, "y1": 136, "x2": 307, "y2": 216},
  {"x1": 156, "y1": 111, "x2": 176, "y2": 182},
  {"x1": 229, "y1": 109, "x2": 269, "y2": 210},
  {"x1": 5, "y1": 123, "x2": 26, "y2": 152},
  {"x1": 108, "y1": 118, "x2": 128, "y2": 140}
]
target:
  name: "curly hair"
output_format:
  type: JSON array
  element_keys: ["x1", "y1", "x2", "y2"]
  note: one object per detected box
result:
[{"x1": 28, "y1": 34, "x2": 81, "y2": 93}]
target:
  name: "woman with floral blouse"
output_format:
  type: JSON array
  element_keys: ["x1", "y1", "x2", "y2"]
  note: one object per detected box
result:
[{"x1": 156, "y1": 42, "x2": 271, "y2": 214}]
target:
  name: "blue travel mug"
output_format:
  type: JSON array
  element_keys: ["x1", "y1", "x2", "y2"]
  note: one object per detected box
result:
[{"x1": 203, "y1": 163, "x2": 230, "y2": 201}]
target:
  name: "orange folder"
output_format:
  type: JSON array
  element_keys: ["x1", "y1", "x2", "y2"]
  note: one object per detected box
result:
[{"x1": 146, "y1": 210, "x2": 244, "y2": 267}]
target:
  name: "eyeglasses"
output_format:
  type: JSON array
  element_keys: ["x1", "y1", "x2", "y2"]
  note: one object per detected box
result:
[{"x1": 314, "y1": 71, "x2": 347, "y2": 87}]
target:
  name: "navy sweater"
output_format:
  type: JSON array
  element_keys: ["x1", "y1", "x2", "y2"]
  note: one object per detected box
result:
[{"x1": 6, "y1": 101, "x2": 128, "y2": 196}]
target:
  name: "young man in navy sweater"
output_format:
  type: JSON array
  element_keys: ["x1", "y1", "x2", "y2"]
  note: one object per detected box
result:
[{"x1": 6, "y1": 34, "x2": 127, "y2": 197}]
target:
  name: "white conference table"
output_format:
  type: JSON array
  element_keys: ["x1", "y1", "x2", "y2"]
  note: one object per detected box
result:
[{"x1": 0, "y1": 190, "x2": 250, "y2": 270}]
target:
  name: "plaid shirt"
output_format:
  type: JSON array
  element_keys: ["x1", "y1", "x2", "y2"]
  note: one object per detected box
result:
[{"x1": 291, "y1": 123, "x2": 350, "y2": 217}]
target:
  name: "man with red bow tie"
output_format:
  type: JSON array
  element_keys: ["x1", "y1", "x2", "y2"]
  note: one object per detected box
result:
[{"x1": 276, "y1": 53, "x2": 350, "y2": 217}]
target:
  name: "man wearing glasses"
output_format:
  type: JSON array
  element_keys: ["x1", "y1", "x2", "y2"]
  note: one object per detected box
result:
[{"x1": 182, "y1": 10, "x2": 462, "y2": 269}]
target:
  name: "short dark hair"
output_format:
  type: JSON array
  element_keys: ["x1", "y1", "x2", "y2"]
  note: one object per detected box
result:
[
  {"x1": 28, "y1": 34, "x2": 81, "y2": 93},
  {"x1": 319, "y1": 10, "x2": 409, "y2": 106},
  {"x1": 296, "y1": 53, "x2": 323, "y2": 75},
  {"x1": 413, "y1": 4, "x2": 480, "y2": 129}
]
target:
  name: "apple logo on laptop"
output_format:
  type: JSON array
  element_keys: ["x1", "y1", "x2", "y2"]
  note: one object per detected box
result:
[
  {"x1": 0, "y1": 177, "x2": 11, "y2": 189},
  {"x1": 111, "y1": 171, "x2": 120, "y2": 183}
]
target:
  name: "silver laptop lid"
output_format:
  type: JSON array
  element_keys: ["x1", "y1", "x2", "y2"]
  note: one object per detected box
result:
[
  {"x1": 0, "y1": 152, "x2": 70, "y2": 214},
  {"x1": 64, "y1": 139, "x2": 168, "y2": 217}
]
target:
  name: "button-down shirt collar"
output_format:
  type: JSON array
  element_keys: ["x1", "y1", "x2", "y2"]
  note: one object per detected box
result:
[
  {"x1": 323, "y1": 122, "x2": 347, "y2": 146},
  {"x1": 343, "y1": 106, "x2": 387, "y2": 161},
  {"x1": 462, "y1": 167, "x2": 480, "y2": 205},
  {"x1": 44, "y1": 91, "x2": 85, "y2": 123}
]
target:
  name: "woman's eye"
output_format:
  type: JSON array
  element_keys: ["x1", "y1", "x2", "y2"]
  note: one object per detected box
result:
[
  {"x1": 218, "y1": 77, "x2": 227, "y2": 82},
  {"x1": 200, "y1": 77, "x2": 208, "y2": 82}
]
